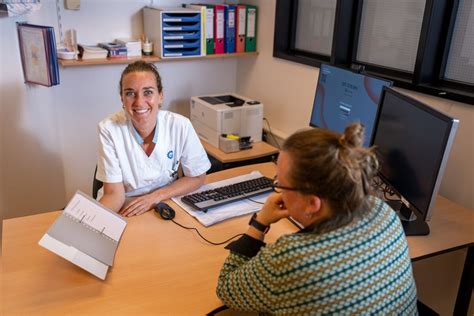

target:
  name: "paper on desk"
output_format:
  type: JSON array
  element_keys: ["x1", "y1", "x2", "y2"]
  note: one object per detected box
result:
[
  {"x1": 64, "y1": 191, "x2": 126, "y2": 241},
  {"x1": 172, "y1": 171, "x2": 271, "y2": 227}
]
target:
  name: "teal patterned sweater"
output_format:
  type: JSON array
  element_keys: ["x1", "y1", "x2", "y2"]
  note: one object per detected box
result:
[{"x1": 216, "y1": 196, "x2": 418, "y2": 315}]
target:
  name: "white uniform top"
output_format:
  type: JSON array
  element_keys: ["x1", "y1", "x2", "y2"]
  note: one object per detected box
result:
[{"x1": 96, "y1": 110, "x2": 210, "y2": 199}]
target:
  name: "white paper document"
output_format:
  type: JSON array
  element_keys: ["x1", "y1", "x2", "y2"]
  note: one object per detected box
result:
[
  {"x1": 172, "y1": 171, "x2": 271, "y2": 226},
  {"x1": 63, "y1": 192, "x2": 126, "y2": 241},
  {"x1": 39, "y1": 191, "x2": 127, "y2": 280}
]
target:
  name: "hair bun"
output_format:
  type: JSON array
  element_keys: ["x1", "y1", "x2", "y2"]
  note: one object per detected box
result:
[{"x1": 341, "y1": 123, "x2": 365, "y2": 148}]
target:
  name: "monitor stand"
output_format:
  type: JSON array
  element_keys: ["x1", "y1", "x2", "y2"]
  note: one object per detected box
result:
[{"x1": 387, "y1": 200, "x2": 430, "y2": 236}]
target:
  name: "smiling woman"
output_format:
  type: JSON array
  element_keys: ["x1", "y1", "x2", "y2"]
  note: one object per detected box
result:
[{"x1": 95, "y1": 61, "x2": 211, "y2": 217}]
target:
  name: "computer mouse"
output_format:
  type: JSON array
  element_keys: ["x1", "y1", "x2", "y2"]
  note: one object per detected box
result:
[{"x1": 154, "y1": 202, "x2": 175, "y2": 220}]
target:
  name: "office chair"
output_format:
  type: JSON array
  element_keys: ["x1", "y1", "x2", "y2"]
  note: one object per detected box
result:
[{"x1": 92, "y1": 165, "x2": 103, "y2": 199}]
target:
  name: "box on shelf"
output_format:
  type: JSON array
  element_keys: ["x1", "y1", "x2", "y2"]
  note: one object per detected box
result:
[
  {"x1": 115, "y1": 38, "x2": 142, "y2": 57},
  {"x1": 143, "y1": 6, "x2": 202, "y2": 58}
]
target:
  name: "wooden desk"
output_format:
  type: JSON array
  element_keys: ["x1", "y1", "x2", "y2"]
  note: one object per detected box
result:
[
  {"x1": 201, "y1": 140, "x2": 279, "y2": 172},
  {"x1": 2, "y1": 162, "x2": 473, "y2": 315},
  {"x1": 1, "y1": 163, "x2": 295, "y2": 315}
]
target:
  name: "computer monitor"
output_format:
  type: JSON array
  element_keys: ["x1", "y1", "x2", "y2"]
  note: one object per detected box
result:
[
  {"x1": 372, "y1": 87, "x2": 459, "y2": 236},
  {"x1": 309, "y1": 64, "x2": 393, "y2": 146}
]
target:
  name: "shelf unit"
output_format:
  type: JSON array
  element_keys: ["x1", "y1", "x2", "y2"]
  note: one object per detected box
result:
[{"x1": 58, "y1": 52, "x2": 258, "y2": 67}]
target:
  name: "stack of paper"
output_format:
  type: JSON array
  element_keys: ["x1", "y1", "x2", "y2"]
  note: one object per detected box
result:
[
  {"x1": 78, "y1": 44, "x2": 108, "y2": 60},
  {"x1": 115, "y1": 38, "x2": 142, "y2": 57},
  {"x1": 98, "y1": 42, "x2": 127, "y2": 58},
  {"x1": 172, "y1": 171, "x2": 270, "y2": 227}
]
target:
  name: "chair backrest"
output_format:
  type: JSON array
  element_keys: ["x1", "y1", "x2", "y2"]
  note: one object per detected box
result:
[{"x1": 92, "y1": 165, "x2": 103, "y2": 199}]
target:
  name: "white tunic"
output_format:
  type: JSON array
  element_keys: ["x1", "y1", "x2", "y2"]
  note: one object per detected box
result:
[{"x1": 96, "y1": 110, "x2": 210, "y2": 199}]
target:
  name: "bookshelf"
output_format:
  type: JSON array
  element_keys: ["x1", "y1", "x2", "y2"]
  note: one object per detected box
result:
[{"x1": 59, "y1": 52, "x2": 258, "y2": 67}]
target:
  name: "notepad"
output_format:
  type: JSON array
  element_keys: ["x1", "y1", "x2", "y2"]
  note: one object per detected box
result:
[{"x1": 39, "y1": 191, "x2": 127, "y2": 280}]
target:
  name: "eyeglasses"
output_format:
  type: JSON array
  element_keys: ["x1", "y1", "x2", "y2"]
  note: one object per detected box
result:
[{"x1": 271, "y1": 176, "x2": 300, "y2": 193}]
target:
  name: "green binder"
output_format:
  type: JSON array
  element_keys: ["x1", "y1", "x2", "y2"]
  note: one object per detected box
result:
[
  {"x1": 185, "y1": 4, "x2": 213, "y2": 55},
  {"x1": 205, "y1": 5, "x2": 215, "y2": 55},
  {"x1": 245, "y1": 5, "x2": 257, "y2": 52}
]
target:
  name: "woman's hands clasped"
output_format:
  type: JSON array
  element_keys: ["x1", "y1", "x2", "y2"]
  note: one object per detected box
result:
[{"x1": 255, "y1": 193, "x2": 290, "y2": 227}]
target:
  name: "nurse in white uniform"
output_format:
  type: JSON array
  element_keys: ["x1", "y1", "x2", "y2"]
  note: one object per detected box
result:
[{"x1": 96, "y1": 61, "x2": 210, "y2": 216}]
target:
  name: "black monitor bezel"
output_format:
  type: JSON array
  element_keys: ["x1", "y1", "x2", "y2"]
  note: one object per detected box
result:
[
  {"x1": 309, "y1": 63, "x2": 393, "y2": 146},
  {"x1": 372, "y1": 87, "x2": 458, "y2": 222}
]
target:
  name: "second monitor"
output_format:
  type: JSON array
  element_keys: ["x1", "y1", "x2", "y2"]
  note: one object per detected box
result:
[{"x1": 309, "y1": 64, "x2": 392, "y2": 146}]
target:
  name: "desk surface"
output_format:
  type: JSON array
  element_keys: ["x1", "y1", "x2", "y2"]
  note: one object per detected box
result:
[
  {"x1": 2, "y1": 162, "x2": 473, "y2": 315},
  {"x1": 202, "y1": 140, "x2": 279, "y2": 163}
]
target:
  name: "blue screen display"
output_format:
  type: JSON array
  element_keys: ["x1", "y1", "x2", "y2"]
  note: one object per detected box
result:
[{"x1": 310, "y1": 64, "x2": 392, "y2": 146}]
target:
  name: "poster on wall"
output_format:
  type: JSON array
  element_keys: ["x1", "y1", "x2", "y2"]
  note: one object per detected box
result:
[
  {"x1": 0, "y1": 0, "x2": 41, "y2": 17},
  {"x1": 17, "y1": 23, "x2": 59, "y2": 87}
]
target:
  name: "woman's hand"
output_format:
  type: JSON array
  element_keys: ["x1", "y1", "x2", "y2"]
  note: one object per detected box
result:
[
  {"x1": 120, "y1": 193, "x2": 159, "y2": 217},
  {"x1": 255, "y1": 193, "x2": 289, "y2": 226}
]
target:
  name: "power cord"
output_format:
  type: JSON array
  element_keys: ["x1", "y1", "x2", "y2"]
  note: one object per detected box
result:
[
  {"x1": 263, "y1": 117, "x2": 281, "y2": 150},
  {"x1": 169, "y1": 219, "x2": 244, "y2": 245},
  {"x1": 168, "y1": 192, "x2": 268, "y2": 244}
]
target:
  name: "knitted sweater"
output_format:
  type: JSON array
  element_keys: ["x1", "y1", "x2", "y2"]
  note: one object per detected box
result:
[{"x1": 216, "y1": 196, "x2": 418, "y2": 315}]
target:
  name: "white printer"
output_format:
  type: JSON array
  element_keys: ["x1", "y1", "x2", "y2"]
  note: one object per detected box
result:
[{"x1": 190, "y1": 93, "x2": 264, "y2": 148}]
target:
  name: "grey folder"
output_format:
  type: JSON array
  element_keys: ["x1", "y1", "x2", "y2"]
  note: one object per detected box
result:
[
  {"x1": 39, "y1": 190, "x2": 127, "y2": 280},
  {"x1": 47, "y1": 214, "x2": 118, "y2": 266}
]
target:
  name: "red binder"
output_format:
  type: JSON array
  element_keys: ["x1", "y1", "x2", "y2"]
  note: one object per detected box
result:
[
  {"x1": 235, "y1": 5, "x2": 246, "y2": 53},
  {"x1": 213, "y1": 5, "x2": 225, "y2": 54}
]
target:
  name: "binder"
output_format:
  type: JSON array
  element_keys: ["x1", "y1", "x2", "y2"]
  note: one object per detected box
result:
[
  {"x1": 186, "y1": 4, "x2": 214, "y2": 55},
  {"x1": 38, "y1": 191, "x2": 127, "y2": 280},
  {"x1": 235, "y1": 4, "x2": 246, "y2": 53},
  {"x1": 224, "y1": 5, "x2": 236, "y2": 53},
  {"x1": 245, "y1": 5, "x2": 258, "y2": 52},
  {"x1": 17, "y1": 23, "x2": 60, "y2": 87},
  {"x1": 47, "y1": 27, "x2": 60, "y2": 85},
  {"x1": 213, "y1": 5, "x2": 225, "y2": 54},
  {"x1": 204, "y1": 5, "x2": 215, "y2": 54}
]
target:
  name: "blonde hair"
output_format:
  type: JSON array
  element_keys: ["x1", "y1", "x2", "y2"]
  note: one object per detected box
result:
[{"x1": 282, "y1": 123, "x2": 379, "y2": 231}]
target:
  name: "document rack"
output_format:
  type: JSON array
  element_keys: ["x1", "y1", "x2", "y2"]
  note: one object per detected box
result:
[{"x1": 144, "y1": 7, "x2": 203, "y2": 58}]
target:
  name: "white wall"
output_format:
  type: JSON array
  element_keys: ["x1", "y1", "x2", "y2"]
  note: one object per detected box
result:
[
  {"x1": 235, "y1": 2, "x2": 473, "y2": 313},
  {"x1": 237, "y1": 0, "x2": 474, "y2": 211},
  {"x1": 0, "y1": 0, "x2": 239, "y2": 219},
  {"x1": 1, "y1": 0, "x2": 472, "y2": 213}
]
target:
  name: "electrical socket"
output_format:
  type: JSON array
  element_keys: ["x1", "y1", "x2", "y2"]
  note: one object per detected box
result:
[{"x1": 65, "y1": 0, "x2": 80, "y2": 10}]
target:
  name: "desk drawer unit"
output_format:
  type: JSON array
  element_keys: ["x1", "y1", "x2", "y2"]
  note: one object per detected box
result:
[{"x1": 144, "y1": 7, "x2": 202, "y2": 58}]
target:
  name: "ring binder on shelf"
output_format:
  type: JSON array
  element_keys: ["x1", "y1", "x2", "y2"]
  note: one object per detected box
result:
[{"x1": 245, "y1": 5, "x2": 258, "y2": 52}]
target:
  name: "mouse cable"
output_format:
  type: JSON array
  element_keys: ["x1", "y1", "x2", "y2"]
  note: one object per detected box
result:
[
  {"x1": 242, "y1": 190, "x2": 265, "y2": 205},
  {"x1": 170, "y1": 219, "x2": 244, "y2": 246}
]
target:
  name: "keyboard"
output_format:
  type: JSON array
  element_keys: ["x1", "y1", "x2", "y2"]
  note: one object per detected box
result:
[{"x1": 181, "y1": 176, "x2": 273, "y2": 211}]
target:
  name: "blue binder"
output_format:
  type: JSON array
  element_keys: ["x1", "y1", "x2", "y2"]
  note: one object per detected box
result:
[{"x1": 224, "y1": 5, "x2": 236, "y2": 53}]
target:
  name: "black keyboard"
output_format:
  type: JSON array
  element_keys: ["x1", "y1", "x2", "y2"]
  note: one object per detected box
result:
[{"x1": 181, "y1": 176, "x2": 273, "y2": 211}]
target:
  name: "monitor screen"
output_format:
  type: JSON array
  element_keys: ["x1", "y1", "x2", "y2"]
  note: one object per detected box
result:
[
  {"x1": 310, "y1": 64, "x2": 392, "y2": 146},
  {"x1": 372, "y1": 87, "x2": 459, "y2": 234}
]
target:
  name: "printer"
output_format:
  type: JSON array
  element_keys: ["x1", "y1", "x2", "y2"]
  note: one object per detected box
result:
[{"x1": 190, "y1": 93, "x2": 264, "y2": 148}]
